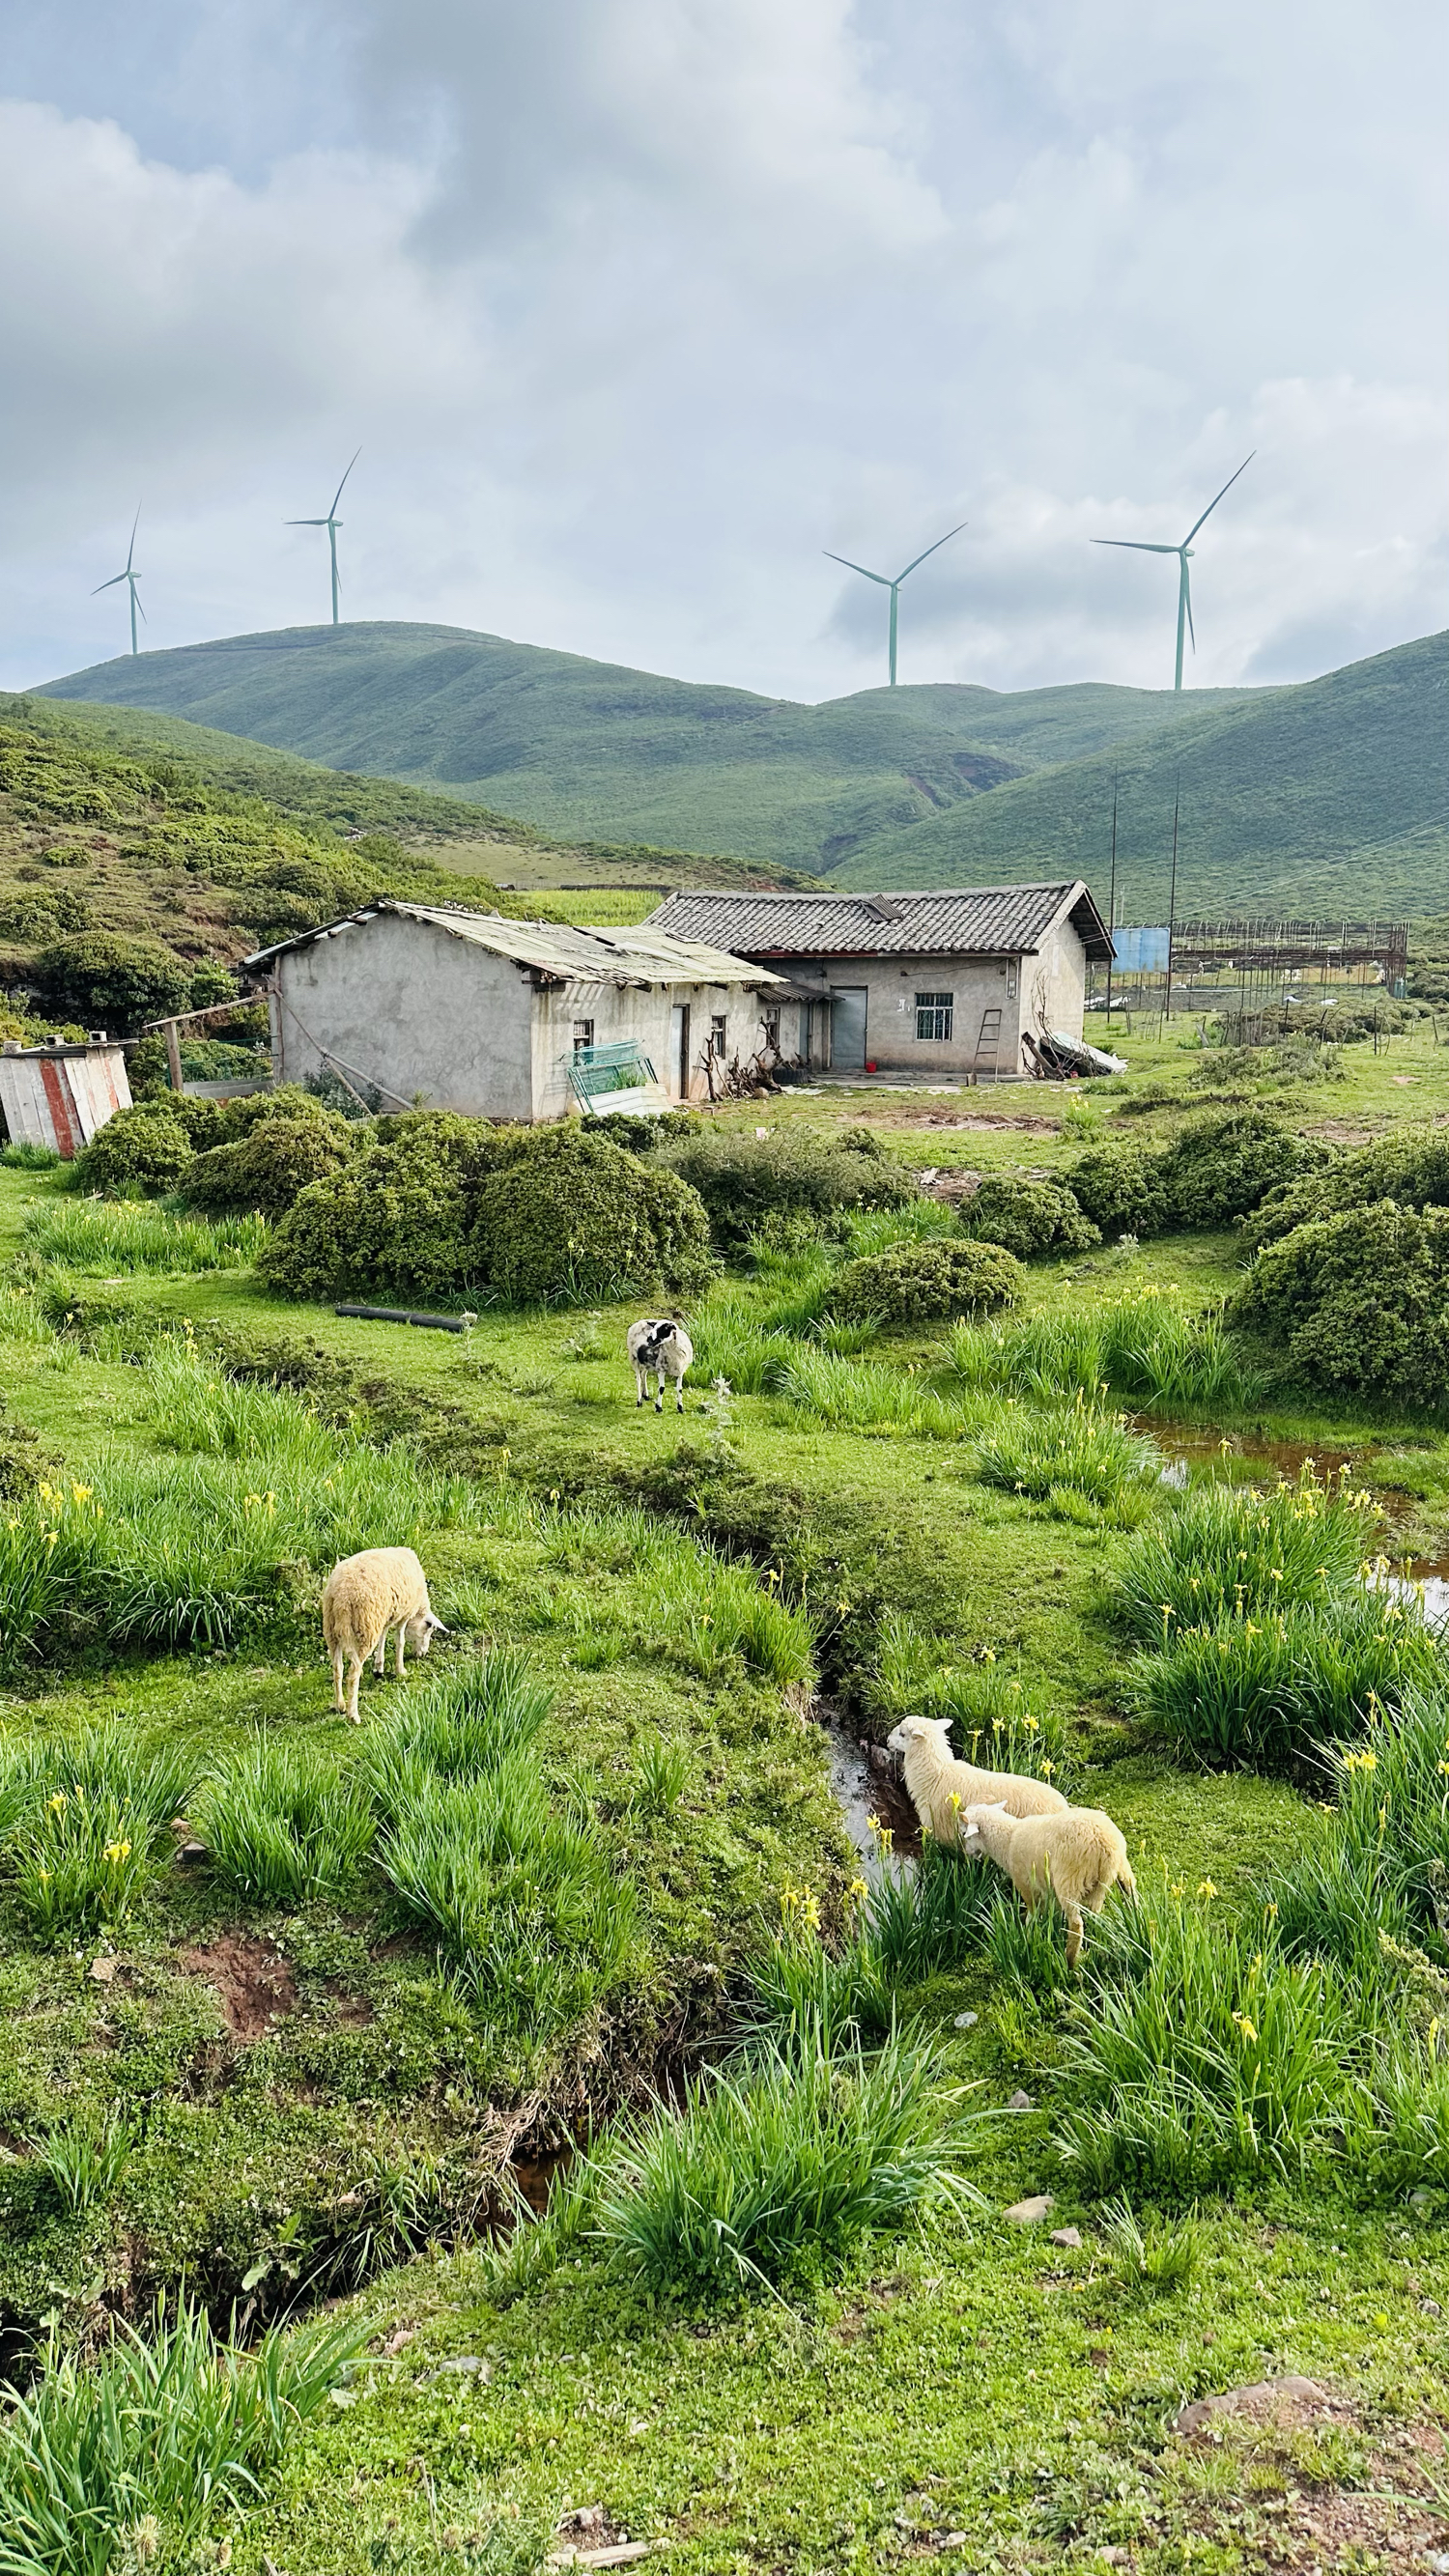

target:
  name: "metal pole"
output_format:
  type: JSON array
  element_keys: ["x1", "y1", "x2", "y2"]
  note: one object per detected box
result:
[
  {"x1": 1163, "y1": 779, "x2": 1179, "y2": 1027},
  {"x1": 1105, "y1": 775, "x2": 1118, "y2": 1024}
]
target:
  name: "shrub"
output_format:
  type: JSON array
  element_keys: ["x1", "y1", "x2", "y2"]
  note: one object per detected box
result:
[
  {"x1": 1246, "y1": 1126, "x2": 1449, "y2": 1249},
  {"x1": 829, "y1": 1237, "x2": 1024, "y2": 1324},
  {"x1": 1156, "y1": 1109, "x2": 1328, "y2": 1231},
  {"x1": 179, "y1": 1113, "x2": 355, "y2": 1221},
  {"x1": 1234, "y1": 1201, "x2": 1449, "y2": 1403},
  {"x1": 589, "y1": 2020, "x2": 975, "y2": 2299},
  {"x1": 73, "y1": 1098, "x2": 195, "y2": 1197},
  {"x1": 260, "y1": 1113, "x2": 512, "y2": 1304},
  {"x1": 0, "y1": 2299, "x2": 360, "y2": 2575},
  {"x1": 1065, "y1": 1140, "x2": 1166, "y2": 1237},
  {"x1": 471, "y1": 1125, "x2": 716, "y2": 1306},
  {"x1": 961, "y1": 1175, "x2": 1099, "y2": 1260},
  {"x1": 661, "y1": 1129, "x2": 915, "y2": 1254},
  {"x1": 32, "y1": 931, "x2": 192, "y2": 1033}
]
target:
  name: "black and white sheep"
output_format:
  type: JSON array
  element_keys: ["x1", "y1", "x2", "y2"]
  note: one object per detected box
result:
[{"x1": 627, "y1": 1317, "x2": 694, "y2": 1413}]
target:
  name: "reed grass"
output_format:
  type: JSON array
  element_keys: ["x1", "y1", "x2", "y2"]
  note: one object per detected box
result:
[
  {"x1": 23, "y1": 1199, "x2": 266, "y2": 1275},
  {"x1": 1112, "y1": 1464, "x2": 1380, "y2": 1640},
  {"x1": 942, "y1": 1288, "x2": 1264, "y2": 1412},
  {"x1": 197, "y1": 1738, "x2": 375, "y2": 1905},
  {"x1": 976, "y1": 1396, "x2": 1162, "y2": 1516},
  {"x1": 1132, "y1": 1589, "x2": 1440, "y2": 1770},
  {"x1": 362, "y1": 1652, "x2": 554, "y2": 1823}
]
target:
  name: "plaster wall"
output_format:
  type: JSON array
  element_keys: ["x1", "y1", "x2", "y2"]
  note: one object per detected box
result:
[
  {"x1": 1024, "y1": 922, "x2": 1089, "y2": 1045},
  {"x1": 270, "y1": 914, "x2": 536, "y2": 1117}
]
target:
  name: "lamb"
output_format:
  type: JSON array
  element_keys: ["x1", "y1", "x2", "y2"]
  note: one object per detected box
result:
[
  {"x1": 886, "y1": 1713, "x2": 1068, "y2": 1850},
  {"x1": 627, "y1": 1316, "x2": 695, "y2": 1414},
  {"x1": 321, "y1": 1545, "x2": 447, "y2": 1725},
  {"x1": 961, "y1": 1798, "x2": 1137, "y2": 1967}
]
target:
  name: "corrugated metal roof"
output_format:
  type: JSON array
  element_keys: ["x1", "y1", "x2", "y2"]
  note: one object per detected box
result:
[
  {"x1": 645, "y1": 882, "x2": 1114, "y2": 962},
  {"x1": 242, "y1": 901, "x2": 784, "y2": 990}
]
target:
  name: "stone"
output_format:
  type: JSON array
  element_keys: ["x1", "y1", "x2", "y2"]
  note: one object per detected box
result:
[
  {"x1": 1004, "y1": 2194, "x2": 1054, "y2": 2225},
  {"x1": 1007, "y1": 2089, "x2": 1034, "y2": 2110},
  {"x1": 953, "y1": 2011, "x2": 979, "y2": 2029},
  {"x1": 1176, "y1": 2376, "x2": 1331, "y2": 2439},
  {"x1": 1049, "y1": 2227, "x2": 1082, "y2": 2250},
  {"x1": 89, "y1": 1957, "x2": 115, "y2": 1983}
]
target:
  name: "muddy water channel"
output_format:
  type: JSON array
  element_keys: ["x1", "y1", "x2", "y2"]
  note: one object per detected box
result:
[{"x1": 818, "y1": 1698, "x2": 921, "y2": 1879}]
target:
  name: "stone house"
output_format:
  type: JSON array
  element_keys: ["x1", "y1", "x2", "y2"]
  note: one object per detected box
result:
[
  {"x1": 645, "y1": 883, "x2": 1113, "y2": 1080},
  {"x1": 242, "y1": 899, "x2": 785, "y2": 1119}
]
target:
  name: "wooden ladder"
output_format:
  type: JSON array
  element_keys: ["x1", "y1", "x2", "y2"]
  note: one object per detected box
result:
[{"x1": 970, "y1": 1006, "x2": 1003, "y2": 1087}]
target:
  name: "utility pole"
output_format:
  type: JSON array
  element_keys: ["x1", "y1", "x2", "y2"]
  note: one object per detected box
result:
[
  {"x1": 1105, "y1": 773, "x2": 1119, "y2": 1025},
  {"x1": 1163, "y1": 778, "x2": 1179, "y2": 1031}
]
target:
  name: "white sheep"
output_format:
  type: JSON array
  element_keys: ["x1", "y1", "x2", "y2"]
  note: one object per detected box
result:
[
  {"x1": 886, "y1": 1713, "x2": 1068, "y2": 1850},
  {"x1": 627, "y1": 1317, "x2": 695, "y2": 1414},
  {"x1": 961, "y1": 1798, "x2": 1137, "y2": 1967},
  {"x1": 321, "y1": 1545, "x2": 447, "y2": 1725}
]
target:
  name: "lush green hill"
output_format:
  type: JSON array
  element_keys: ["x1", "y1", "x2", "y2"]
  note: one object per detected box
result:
[
  {"x1": 838, "y1": 629, "x2": 1449, "y2": 920},
  {"x1": 40, "y1": 622, "x2": 1249, "y2": 879}
]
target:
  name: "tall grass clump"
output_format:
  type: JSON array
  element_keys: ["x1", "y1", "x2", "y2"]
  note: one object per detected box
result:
[
  {"x1": 362, "y1": 1651, "x2": 554, "y2": 1822},
  {"x1": 0, "y1": 2299, "x2": 360, "y2": 2576},
  {"x1": 590, "y1": 2019, "x2": 977, "y2": 2300},
  {"x1": 1267, "y1": 1688, "x2": 1449, "y2": 1971},
  {"x1": 866, "y1": 1841, "x2": 1000, "y2": 1978},
  {"x1": 1054, "y1": 1895, "x2": 1362, "y2": 2197},
  {"x1": 976, "y1": 1395, "x2": 1162, "y2": 1520},
  {"x1": 942, "y1": 1288, "x2": 1263, "y2": 1412},
  {"x1": 197, "y1": 1738, "x2": 375, "y2": 1905},
  {"x1": 1, "y1": 1721, "x2": 198, "y2": 1940},
  {"x1": 1132, "y1": 1588, "x2": 1439, "y2": 1770},
  {"x1": 22, "y1": 1198, "x2": 266, "y2": 1275},
  {"x1": 1112, "y1": 1463, "x2": 1380, "y2": 1639},
  {"x1": 771, "y1": 1348, "x2": 965, "y2": 1440},
  {"x1": 380, "y1": 1755, "x2": 634, "y2": 2040},
  {"x1": 864, "y1": 1611, "x2": 1070, "y2": 1782}
]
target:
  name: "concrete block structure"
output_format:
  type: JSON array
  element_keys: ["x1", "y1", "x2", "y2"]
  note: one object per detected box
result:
[
  {"x1": 242, "y1": 901, "x2": 784, "y2": 1119},
  {"x1": 646, "y1": 884, "x2": 1113, "y2": 1081}
]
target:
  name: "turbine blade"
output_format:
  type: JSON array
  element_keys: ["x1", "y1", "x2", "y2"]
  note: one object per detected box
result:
[
  {"x1": 126, "y1": 503, "x2": 141, "y2": 572},
  {"x1": 1091, "y1": 539, "x2": 1179, "y2": 553},
  {"x1": 286, "y1": 517, "x2": 328, "y2": 526},
  {"x1": 1182, "y1": 450, "x2": 1255, "y2": 546},
  {"x1": 823, "y1": 551, "x2": 890, "y2": 586},
  {"x1": 329, "y1": 447, "x2": 361, "y2": 516},
  {"x1": 135, "y1": 592, "x2": 148, "y2": 624},
  {"x1": 895, "y1": 521, "x2": 967, "y2": 582},
  {"x1": 93, "y1": 574, "x2": 126, "y2": 592}
]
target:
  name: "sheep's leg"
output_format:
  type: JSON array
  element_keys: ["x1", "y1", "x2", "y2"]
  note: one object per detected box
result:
[
  {"x1": 1064, "y1": 1904, "x2": 1084, "y2": 1967},
  {"x1": 330, "y1": 1648, "x2": 346, "y2": 1714},
  {"x1": 346, "y1": 1654, "x2": 363, "y2": 1725},
  {"x1": 653, "y1": 1369, "x2": 664, "y2": 1415},
  {"x1": 372, "y1": 1629, "x2": 388, "y2": 1677},
  {"x1": 674, "y1": 1370, "x2": 685, "y2": 1414},
  {"x1": 395, "y1": 1622, "x2": 407, "y2": 1680},
  {"x1": 635, "y1": 1365, "x2": 645, "y2": 1407}
]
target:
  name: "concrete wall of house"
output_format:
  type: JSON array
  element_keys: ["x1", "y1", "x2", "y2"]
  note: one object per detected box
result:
[
  {"x1": 1028, "y1": 920, "x2": 1088, "y2": 1043},
  {"x1": 270, "y1": 914, "x2": 537, "y2": 1117},
  {"x1": 744, "y1": 923, "x2": 1088, "y2": 1079}
]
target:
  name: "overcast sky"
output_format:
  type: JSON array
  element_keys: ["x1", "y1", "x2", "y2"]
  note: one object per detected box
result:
[{"x1": 3, "y1": 0, "x2": 1444, "y2": 703}]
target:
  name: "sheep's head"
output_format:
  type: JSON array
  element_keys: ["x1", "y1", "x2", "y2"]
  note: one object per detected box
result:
[
  {"x1": 407, "y1": 1608, "x2": 448, "y2": 1657},
  {"x1": 886, "y1": 1713, "x2": 952, "y2": 1758},
  {"x1": 962, "y1": 1799, "x2": 1010, "y2": 1835}
]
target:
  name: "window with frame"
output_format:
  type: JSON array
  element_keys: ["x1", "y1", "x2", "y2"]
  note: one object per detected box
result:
[
  {"x1": 710, "y1": 1012, "x2": 728, "y2": 1054},
  {"x1": 760, "y1": 1005, "x2": 781, "y2": 1052},
  {"x1": 571, "y1": 1019, "x2": 595, "y2": 1053},
  {"x1": 915, "y1": 990, "x2": 953, "y2": 1041}
]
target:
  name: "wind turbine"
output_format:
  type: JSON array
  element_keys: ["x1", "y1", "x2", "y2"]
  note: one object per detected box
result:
[
  {"x1": 287, "y1": 450, "x2": 360, "y2": 626},
  {"x1": 94, "y1": 508, "x2": 145, "y2": 656},
  {"x1": 1093, "y1": 455, "x2": 1254, "y2": 691},
  {"x1": 824, "y1": 521, "x2": 966, "y2": 687}
]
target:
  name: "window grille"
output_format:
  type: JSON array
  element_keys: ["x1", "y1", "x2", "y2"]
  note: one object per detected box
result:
[{"x1": 915, "y1": 991, "x2": 953, "y2": 1041}]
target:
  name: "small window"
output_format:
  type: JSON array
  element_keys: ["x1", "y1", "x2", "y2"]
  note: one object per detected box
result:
[
  {"x1": 760, "y1": 1005, "x2": 781, "y2": 1051},
  {"x1": 572, "y1": 1019, "x2": 594, "y2": 1053},
  {"x1": 710, "y1": 1013, "x2": 728, "y2": 1054},
  {"x1": 916, "y1": 991, "x2": 953, "y2": 1041}
]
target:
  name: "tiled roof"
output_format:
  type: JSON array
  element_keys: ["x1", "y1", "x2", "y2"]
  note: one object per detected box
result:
[
  {"x1": 645, "y1": 883, "x2": 1113, "y2": 963},
  {"x1": 242, "y1": 901, "x2": 784, "y2": 990}
]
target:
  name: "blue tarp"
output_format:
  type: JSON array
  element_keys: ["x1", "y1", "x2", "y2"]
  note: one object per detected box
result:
[{"x1": 1111, "y1": 925, "x2": 1171, "y2": 974}]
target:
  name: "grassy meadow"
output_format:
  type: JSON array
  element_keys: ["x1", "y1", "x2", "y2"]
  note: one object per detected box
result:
[{"x1": 5, "y1": 1017, "x2": 1449, "y2": 2570}]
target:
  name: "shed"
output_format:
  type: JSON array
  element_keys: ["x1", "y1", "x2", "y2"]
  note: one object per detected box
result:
[
  {"x1": 645, "y1": 884, "x2": 1113, "y2": 1080},
  {"x1": 0, "y1": 1036, "x2": 132, "y2": 1157},
  {"x1": 241, "y1": 901, "x2": 786, "y2": 1120}
]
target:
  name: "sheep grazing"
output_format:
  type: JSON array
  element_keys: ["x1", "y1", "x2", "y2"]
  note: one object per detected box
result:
[
  {"x1": 628, "y1": 1316, "x2": 695, "y2": 1414},
  {"x1": 886, "y1": 1713, "x2": 1068, "y2": 1850},
  {"x1": 321, "y1": 1545, "x2": 447, "y2": 1725},
  {"x1": 961, "y1": 1798, "x2": 1137, "y2": 1967}
]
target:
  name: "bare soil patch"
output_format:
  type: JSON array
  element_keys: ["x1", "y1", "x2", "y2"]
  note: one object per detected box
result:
[
  {"x1": 178, "y1": 1932, "x2": 298, "y2": 2042},
  {"x1": 1174, "y1": 2377, "x2": 1449, "y2": 2571}
]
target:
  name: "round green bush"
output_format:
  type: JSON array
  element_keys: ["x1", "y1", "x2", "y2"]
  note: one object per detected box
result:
[
  {"x1": 961, "y1": 1175, "x2": 1100, "y2": 1260},
  {"x1": 260, "y1": 1114, "x2": 516, "y2": 1305},
  {"x1": 73, "y1": 1099, "x2": 195, "y2": 1196},
  {"x1": 470, "y1": 1126, "x2": 716, "y2": 1306},
  {"x1": 1065, "y1": 1141, "x2": 1166, "y2": 1237},
  {"x1": 830, "y1": 1237, "x2": 1025, "y2": 1324},
  {"x1": 1232, "y1": 1200, "x2": 1449, "y2": 1402},
  {"x1": 662, "y1": 1129, "x2": 915, "y2": 1253},
  {"x1": 1156, "y1": 1109, "x2": 1327, "y2": 1231},
  {"x1": 32, "y1": 933, "x2": 192, "y2": 1035},
  {"x1": 180, "y1": 1114, "x2": 355, "y2": 1222},
  {"x1": 1245, "y1": 1126, "x2": 1449, "y2": 1251}
]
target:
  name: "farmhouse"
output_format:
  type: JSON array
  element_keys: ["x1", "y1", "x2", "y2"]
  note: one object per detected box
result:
[
  {"x1": 241, "y1": 899, "x2": 785, "y2": 1120},
  {"x1": 647, "y1": 883, "x2": 1113, "y2": 1080}
]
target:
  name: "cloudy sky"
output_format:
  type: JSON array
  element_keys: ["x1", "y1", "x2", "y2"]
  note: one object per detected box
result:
[{"x1": 3, "y1": 0, "x2": 1444, "y2": 702}]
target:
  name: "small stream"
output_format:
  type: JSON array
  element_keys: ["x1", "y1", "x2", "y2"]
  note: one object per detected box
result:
[{"x1": 818, "y1": 1698, "x2": 921, "y2": 1879}]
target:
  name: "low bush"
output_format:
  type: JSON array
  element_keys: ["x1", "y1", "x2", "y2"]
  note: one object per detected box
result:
[
  {"x1": 179, "y1": 1110, "x2": 355, "y2": 1221},
  {"x1": 1064, "y1": 1140, "x2": 1165, "y2": 1237},
  {"x1": 1067, "y1": 1111, "x2": 1327, "y2": 1239},
  {"x1": 661, "y1": 1129, "x2": 915, "y2": 1254},
  {"x1": 470, "y1": 1125, "x2": 716, "y2": 1305},
  {"x1": 73, "y1": 1098, "x2": 196, "y2": 1197},
  {"x1": 829, "y1": 1236, "x2": 1024, "y2": 1324},
  {"x1": 1233, "y1": 1202, "x2": 1449, "y2": 1403},
  {"x1": 589, "y1": 2019, "x2": 975, "y2": 2299},
  {"x1": 960, "y1": 1175, "x2": 1099, "y2": 1260},
  {"x1": 260, "y1": 1113, "x2": 514, "y2": 1304},
  {"x1": 1245, "y1": 1125, "x2": 1449, "y2": 1249},
  {"x1": 31, "y1": 930, "x2": 192, "y2": 1033},
  {"x1": 0, "y1": 2299, "x2": 359, "y2": 2575}
]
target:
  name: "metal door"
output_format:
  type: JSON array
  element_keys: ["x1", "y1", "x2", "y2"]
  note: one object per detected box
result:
[{"x1": 830, "y1": 986, "x2": 868, "y2": 1070}]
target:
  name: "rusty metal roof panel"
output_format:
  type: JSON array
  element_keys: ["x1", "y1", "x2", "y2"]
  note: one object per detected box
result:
[
  {"x1": 644, "y1": 883, "x2": 1113, "y2": 962},
  {"x1": 242, "y1": 901, "x2": 784, "y2": 989}
]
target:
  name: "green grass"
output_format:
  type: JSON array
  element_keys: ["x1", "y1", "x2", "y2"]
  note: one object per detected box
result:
[
  {"x1": 21, "y1": 1201, "x2": 267, "y2": 1277},
  {"x1": 197, "y1": 1737, "x2": 376, "y2": 1906}
]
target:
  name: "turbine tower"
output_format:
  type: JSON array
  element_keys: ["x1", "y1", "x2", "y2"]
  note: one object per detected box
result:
[
  {"x1": 824, "y1": 522, "x2": 966, "y2": 687},
  {"x1": 1093, "y1": 455, "x2": 1254, "y2": 691},
  {"x1": 94, "y1": 508, "x2": 145, "y2": 656},
  {"x1": 288, "y1": 450, "x2": 360, "y2": 626}
]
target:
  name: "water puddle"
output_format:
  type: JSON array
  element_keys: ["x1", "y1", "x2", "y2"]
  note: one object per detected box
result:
[
  {"x1": 1139, "y1": 1417, "x2": 1361, "y2": 1490},
  {"x1": 818, "y1": 1699, "x2": 921, "y2": 1878}
]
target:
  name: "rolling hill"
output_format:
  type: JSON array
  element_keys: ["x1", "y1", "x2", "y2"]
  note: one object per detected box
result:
[{"x1": 39, "y1": 620, "x2": 1449, "y2": 922}]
